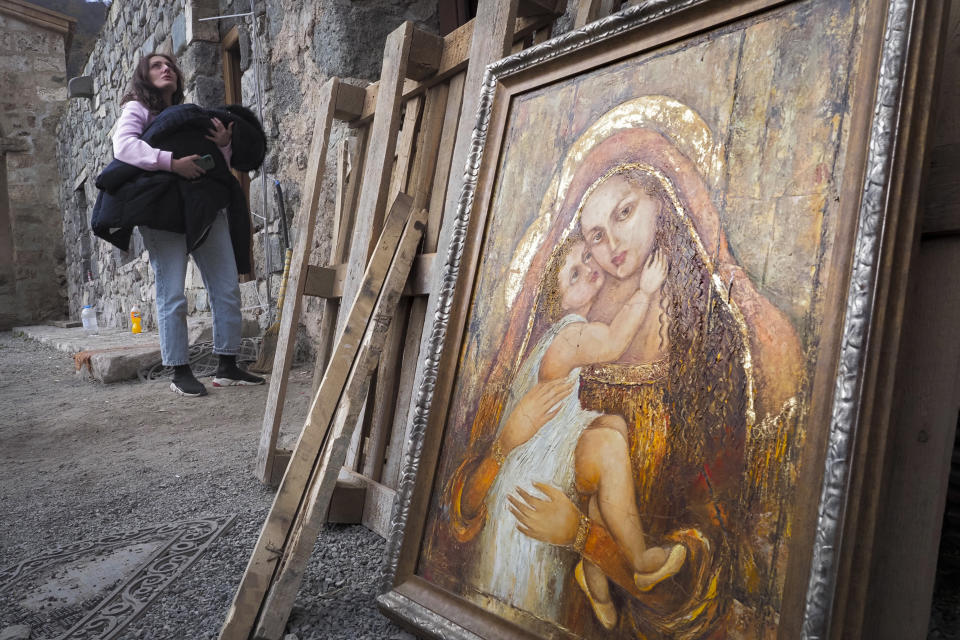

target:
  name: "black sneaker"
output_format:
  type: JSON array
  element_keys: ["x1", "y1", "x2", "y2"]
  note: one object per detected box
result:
[
  {"x1": 212, "y1": 355, "x2": 265, "y2": 387},
  {"x1": 170, "y1": 365, "x2": 208, "y2": 397}
]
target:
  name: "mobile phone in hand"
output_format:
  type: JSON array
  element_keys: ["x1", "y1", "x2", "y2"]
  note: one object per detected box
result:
[{"x1": 194, "y1": 154, "x2": 215, "y2": 171}]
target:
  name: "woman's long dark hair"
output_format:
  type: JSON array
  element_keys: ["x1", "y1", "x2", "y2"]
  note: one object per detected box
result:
[{"x1": 121, "y1": 52, "x2": 184, "y2": 114}]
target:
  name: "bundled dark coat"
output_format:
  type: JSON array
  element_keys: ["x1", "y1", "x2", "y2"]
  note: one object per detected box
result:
[{"x1": 91, "y1": 103, "x2": 266, "y2": 274}]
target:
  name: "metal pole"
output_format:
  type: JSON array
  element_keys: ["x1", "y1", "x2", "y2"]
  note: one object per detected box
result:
[{"x1": 249, "y1": 0, "x2": 274, "y2": 325}]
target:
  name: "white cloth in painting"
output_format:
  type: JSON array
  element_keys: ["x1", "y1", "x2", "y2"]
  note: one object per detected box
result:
[{"x1": 470, "y1": 314, "x2": 601, "y2": 620}]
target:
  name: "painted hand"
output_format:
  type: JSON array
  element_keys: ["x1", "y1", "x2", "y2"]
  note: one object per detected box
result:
[
  {"x1": 508, "y1": 481, "x2": 582, "y2": 546},
  {"x1": 495, "y1": 379, "x2": 574, "y2": 454},
  {"x1": 206, "y1": 117, "x2": 234, "y2": 147},
  {"x1": 636, "y1": 249, "x2": 667, "y2": 297}
]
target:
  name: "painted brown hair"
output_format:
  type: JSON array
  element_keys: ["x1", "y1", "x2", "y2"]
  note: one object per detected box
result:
[{"x1": 121, "y1": 53, "x2": 184, "y2": 114}]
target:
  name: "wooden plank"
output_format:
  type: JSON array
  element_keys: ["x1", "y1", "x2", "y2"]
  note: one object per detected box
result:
[
  {"x1": 573, "y1": 0, "x2": 610, "y2": 27},
  {"x1": 409, "y1": 83, "x2": 452, "y2": 212},
  {"x1": 327, "y1": 467, "x2": 367, "y2": 524},
  {"x1": 362, "y1": 296, "x2": 412, "y2": 480},
  {"x1": 302, "y1": 254, "x2": 434, "y2": 299},
  {"x1": 334, "y1": 22, "x2": 415, "y2": 347},
  {"x1": 354, "y1": 15, "x2": 554, "y2": 125},
  {"x1": 861, "y1": 237, "x2": 960, "y2": 639},
  {"x1": 252, "y1": 206, "x2": 427, "y2": 640},
  {"x1": 220, "y1": 196, "x2": 414, "y2": 639},
  {"x1": 302, "y1": 263, "x2": 345, "y2": 298},
  {"x1": 328, "y1": 140, "x2": 349, "y2": 262},
  {"x1": 426, "y1": 72, "x2": 466, "y2": 249},
  {"x1": 254, "y1": 78, "x2": 340, "y2": 485},
  {"x1": 310, "y1": 132, "x2": 366, "y2": 401},
  {"x1": 518, "y1": 0, "x2": 564, "y2": 16},
  {"x1": 345, "y1": 101, "x2": 422, "y2": 474},
  {"x1": 408, "y1": 28, "x2": 444, "y2": 81},
  {"x1": 381, "y1": 71, "x2": 466, "y2": 490},
  {"x1": 381, "y1": 307, "x2": 428, "y2": 490},
  {"x1": 388, "y1": 0, "x2": 522, "y2": 586},
  {"x1": 920, "y1": 143, "x2": 960, "y2": 236},
  {"x1": 388, "y1": 96, "x2": 424, "y2": 204},
  {"x1": 358, "y1": 472, "x2": 398, "y2": 537},
  {"x1": 333, "y1": 83, "x2": 366, "y2": 121}
]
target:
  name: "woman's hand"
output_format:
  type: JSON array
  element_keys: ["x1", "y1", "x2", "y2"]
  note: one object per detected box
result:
[
  {"x1": 171, "y1": 155, "x2": 205, "y2": 179},
  {"x1": 637, "y1": 249, "x2": 667, "y2": 297},
  {"x1": 508, "y1": 482, "x2": 582, "y2": 546},
  {"x1": 206, "y1": 117, "x2": 233, "y2": 147},
  {"x1": 496, "y1": 379, "x2": 574, "y2": 454}
]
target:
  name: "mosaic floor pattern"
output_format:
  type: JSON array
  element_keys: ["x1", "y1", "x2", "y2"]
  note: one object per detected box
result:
[{"x1": 0, "y1": 516, "x2": 234, "y2": 639}]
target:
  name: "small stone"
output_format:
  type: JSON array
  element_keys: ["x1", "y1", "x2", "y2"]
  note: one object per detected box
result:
[{"x1": 0, "y1": 624, "x2": 32, "y2": 640}]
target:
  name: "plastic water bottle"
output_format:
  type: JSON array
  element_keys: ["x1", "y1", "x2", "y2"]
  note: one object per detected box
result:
[
  {"x1": 81, "y1": 305, "x2": 99, "y2": 335},
  {"x1": 130, "y1": 305, "x2": 142, "y2": 334}
]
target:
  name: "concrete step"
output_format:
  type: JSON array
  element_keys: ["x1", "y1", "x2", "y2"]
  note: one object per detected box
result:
[
  {"x1": 12, "y1": 317, "x2": 261, "y2": 383},
  {"x1": 12, "y1": 325, "x2": 163, "y2": 383}
]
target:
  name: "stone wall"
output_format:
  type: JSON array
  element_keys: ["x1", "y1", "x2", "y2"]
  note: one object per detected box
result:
[
  {"x1": 0, "y1": 3, "x2": 73, "y2": 329},
  {"x1": 56, "y1": 0, "x2": 438, "y2": 347}
]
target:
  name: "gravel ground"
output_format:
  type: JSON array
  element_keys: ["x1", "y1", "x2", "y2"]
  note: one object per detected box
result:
[{"x1": 0, "y1": 331, "x2": 415, "y2": 640}]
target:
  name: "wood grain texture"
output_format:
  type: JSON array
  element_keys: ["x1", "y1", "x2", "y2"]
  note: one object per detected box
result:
[
  {"x1": 254, "y1": 79, "x2": 340, "y2": 485},
  {"x1": 219, "y1": 196, "x2": 414, "y2": 640},
  {"x1": 861, "y1": 237, "x2": 960, "y2": 639},
  {"x1": 253, "y1": 206, "x2": 427, "y2": 640},
  {"x1": 334, "y1": 22, "x2": 414, "y2": 346}
]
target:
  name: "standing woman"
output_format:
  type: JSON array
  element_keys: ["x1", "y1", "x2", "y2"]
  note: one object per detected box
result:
[{"x1": 113, "y1": 53, "x2": 264, "y2": 396}]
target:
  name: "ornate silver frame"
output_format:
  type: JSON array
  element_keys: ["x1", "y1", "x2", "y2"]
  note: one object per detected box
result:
[{"x1": 378, "y1": 0, "x2": 922, "y2": 638}]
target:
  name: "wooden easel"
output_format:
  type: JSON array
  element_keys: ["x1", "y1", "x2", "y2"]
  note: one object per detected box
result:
[{"x1": 254, "y1": 0, "x2": 565, "y2": 537}]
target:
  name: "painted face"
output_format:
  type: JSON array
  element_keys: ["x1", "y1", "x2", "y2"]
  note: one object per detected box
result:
[
  {"x1": 580, "y1": 173, "x2": 659, "y2": 279},
  {"x1": 148, "y1": 56, "x2": 178, "y2": 92},
  {"x1": 558, "y1": 241, "x2": 604, "y2": 313}
]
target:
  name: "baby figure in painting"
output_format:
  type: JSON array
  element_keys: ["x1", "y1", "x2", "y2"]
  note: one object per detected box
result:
[{"x1": 465, "y1": 233, "x2": 684, "y2": 629}]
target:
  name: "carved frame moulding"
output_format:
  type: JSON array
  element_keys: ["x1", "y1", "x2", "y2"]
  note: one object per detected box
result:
[{"x1": 378, "y1": 1, "x2": 946, "y2": 638}]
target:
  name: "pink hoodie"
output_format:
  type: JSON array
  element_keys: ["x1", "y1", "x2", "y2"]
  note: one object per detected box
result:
[{"x1": 112, "y1": 100, "x2": 232, "y2": 171}]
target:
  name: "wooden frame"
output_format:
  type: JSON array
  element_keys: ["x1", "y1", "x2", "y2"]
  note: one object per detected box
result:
[
  {"x1": 378, "y1": 1, "x2": 946, "y2": 639},
  {"x1": 253, "y1": 3, "x2": 566, "y2": 548},
  {"x1": 221, "y1": 25, "x2": 253, "y2": 281}
]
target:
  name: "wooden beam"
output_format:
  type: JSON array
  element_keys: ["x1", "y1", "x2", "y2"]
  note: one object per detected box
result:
[
  {"x1": 302, "y1": 263, "x2": 346, "y2": 299},
  {"x1": 352, "y1": 14, "x2": 554, "y2": 125},
  {"x1": 254, "y1": 78, "x2": 341, "y2": 485},
  {"x1": 574, "y1": 0, "x2": 606, "y2": 28},
  {"x1": 220, "y1": 195, "x2": 415, "y2": 640},
  {"x1": 252, "y1": 205, "x2": 427, "y2": 640},
  {"x1": 517, "y1": 0, "x2": 565, "y2": 17},
  {"x1": 302, "y1": 254, "x2": 435, "y2": 299},
  {"x1": 334, "y1": 22, "x2": 415, "y2": 345},
  {"x1": 408, "y1": 28, "x2": 444, "y2": 81},
  {"x1": 333, "y1": 83, "x2": 367, "y2": 121}
]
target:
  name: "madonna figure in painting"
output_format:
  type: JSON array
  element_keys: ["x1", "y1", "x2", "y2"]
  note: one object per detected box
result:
[{"x1": 436, "y1": 100, "x2": 805, "y2": 639}]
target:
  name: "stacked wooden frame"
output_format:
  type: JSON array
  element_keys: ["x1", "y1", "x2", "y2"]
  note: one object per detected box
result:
[{"x1": 253, "y1": 2, "x2": 566, "y2": 533}]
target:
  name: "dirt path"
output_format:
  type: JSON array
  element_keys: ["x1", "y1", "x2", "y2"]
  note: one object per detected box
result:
[{"x1": 0, "y1": 331, "x2": 413, "y2": 639}]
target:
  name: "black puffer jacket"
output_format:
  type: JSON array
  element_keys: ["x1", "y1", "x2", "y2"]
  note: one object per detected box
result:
[{"x1": 91, "y1": 104, "x2": 266, "y2": 274}]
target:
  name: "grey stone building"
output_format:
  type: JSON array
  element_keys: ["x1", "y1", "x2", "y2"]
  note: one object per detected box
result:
[
  {"x1": 55, "y1": 0, "x2": 439, "y2": 345},
  {"x1": 0, "y1": 0, "x2": 74, "y2": 329}
]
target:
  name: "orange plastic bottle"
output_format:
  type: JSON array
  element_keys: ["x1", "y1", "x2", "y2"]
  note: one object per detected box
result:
[{"x1": 130, "y1": 305, "x2": 142, "y2": 334}]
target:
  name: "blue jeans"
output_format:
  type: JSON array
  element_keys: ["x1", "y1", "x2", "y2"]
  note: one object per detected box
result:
[{"x1": 140, "y1": 211, "x2": 242, "y2": 366}]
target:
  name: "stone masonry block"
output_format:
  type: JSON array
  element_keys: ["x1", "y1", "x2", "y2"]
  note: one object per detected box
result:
[
  {"x1": 172, "y1": 12, "x2": 186, "y2": 55},
  {"x1": 184, "y1": 0, "x2": 219, "y2": 45},
  {"x1": 140, "y1": 34, "x2": 155, "y2": 57}
]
